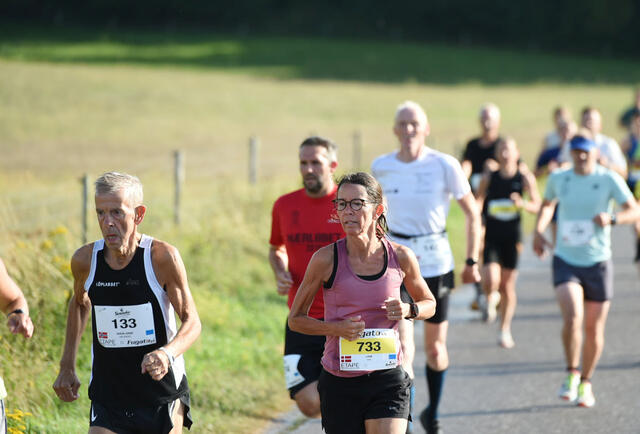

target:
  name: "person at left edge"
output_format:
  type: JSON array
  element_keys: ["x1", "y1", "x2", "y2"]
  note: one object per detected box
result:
[
  {"x1": 0, "y1": 257, "x2": 34, "y2": 434},
  {"x1": 269, "y1": 136, "x2": 344, "y2": 417},
  {"x1": 289, "y1": 172, "x2": 436, "y2": 434},
  {"x1": 53, "y1": 172, "x2": 201, "y2": 434}
]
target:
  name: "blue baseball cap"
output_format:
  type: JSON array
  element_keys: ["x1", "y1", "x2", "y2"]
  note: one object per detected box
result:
[{"x1": 570, "y1": 135, "x2": 596, "y2": 152}]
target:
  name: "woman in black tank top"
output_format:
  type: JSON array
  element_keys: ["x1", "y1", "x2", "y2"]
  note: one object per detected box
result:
[{"x1": 475, "y1": 138, "x2": 541, "y2": 349}]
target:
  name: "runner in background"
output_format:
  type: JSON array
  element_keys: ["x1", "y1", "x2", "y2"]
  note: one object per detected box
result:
[
  {"x1": 618, "y1": 88, "x2": 640, "y2": 130},
  {"x1": 619, "y1": 108, "x2": 640, "y2": 270},
  {"x1": 461, "y1": 103, "x2": 502, "y2": 311},
  {"x1": 533, "y1": 135, "x2": 640, "y2": 408},
  {"x1": 535, "y1": 106, "x2": 576, "y2": 177},
  {"x1": 373, "y1": 101, "x2": 481, "y2": 434},
  {"x1": 475, "y1": 138, "x2": 540, "y2": 347},
  {"x1": 269, "y1": 137, "x2": 344, "y2": 418},
  {"x1": 535, "y1": 117, "x2": 575, "y2": 178},
  {"x1": 580, "y1": 107, "x2": 627, "y2": 179}
]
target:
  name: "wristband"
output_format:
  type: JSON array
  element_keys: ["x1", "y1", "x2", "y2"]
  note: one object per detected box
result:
[
  {"x1": 465, "y1": 258, "x2": 478, "y2": 266},
  {"x1": 610, "y1": 214, "x2": 617, "y2": 226},
  {"x1": 405, "y1": 303, "x2": 419, "y2": 319},
  {"x1": 7, "y1": 309, "x2": 24, "y2": 318},
  {"x1": 158, "y1": 347, "x2": 175, "y2": 367}
]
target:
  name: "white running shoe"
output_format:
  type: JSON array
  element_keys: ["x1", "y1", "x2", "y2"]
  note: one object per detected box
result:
[
  {"x1": 577, "y1": 382, "x2": 596, "y2": 408},
  {"x1": 558, "y1": 372, "x2": 580, "y2": 401},
  {"x1": 498, "y1": 329, "x2": 515, "y2": 349}
]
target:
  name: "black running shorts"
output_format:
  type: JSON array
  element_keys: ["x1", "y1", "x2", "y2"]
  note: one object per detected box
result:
[
  {"x1": 89, "y1": 395, "x2": 192, "y2": 434},
  {"x1": 284, "y1": 322, "x2": 325, "y2": 398},
  {"x1": 552, "y1": 256, "x2": 613, "y2": 302},
  {"x1": 483, "y1": 235, "x2": 521, "y2": 269},
  {"x1": 318, "y1": 367, "x2": 412, "y2": 434},
  {"x1": 424, "y1": 271, "x2": 454, "y2": 324}
]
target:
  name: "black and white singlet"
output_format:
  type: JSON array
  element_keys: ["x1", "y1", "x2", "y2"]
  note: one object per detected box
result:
[
  {"x1": 85, "y1": 234, "x2": 189, "y2": 407},
  {"x1": 482, "y1": 170, "x2": 523, "y2": 241}
]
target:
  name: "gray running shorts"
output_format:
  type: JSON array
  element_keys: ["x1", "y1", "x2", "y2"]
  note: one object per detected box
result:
[{"x1": 552, "y1": 256, "x2": 613, "y2": 301}]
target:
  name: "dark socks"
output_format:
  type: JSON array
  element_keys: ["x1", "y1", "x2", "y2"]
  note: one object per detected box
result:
[
  {"x1": 426, "y1": 365, "x2": 447, "y2": 421},
  {"x1": 474, "y1": 281, "x2": 482, "y2": 297}
]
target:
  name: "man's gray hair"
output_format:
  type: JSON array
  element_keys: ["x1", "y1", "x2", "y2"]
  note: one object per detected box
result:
[
  {"x1": 395, "y1": 101, "x2": 428, "y2": 125},
  {"x1": 95, "y1": 172, "x2": 144, "y2": 206},
  {"x1": 479, "y1": 102, "x2": 501, "y2": 119}
]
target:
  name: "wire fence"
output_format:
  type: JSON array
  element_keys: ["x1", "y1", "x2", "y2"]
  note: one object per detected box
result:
[{"x1": 0, "y1": 133, "x2": 368, "y2": 247}]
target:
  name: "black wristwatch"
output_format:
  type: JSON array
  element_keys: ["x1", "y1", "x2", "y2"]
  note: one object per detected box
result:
[
  {"x1": 7, "y1": 309, "x2": 24, "y2": 318},
  {"x1": 465, "y1": 258, "x2": 478, "y2": 266},
  {"x1": 405, "y1": 303, "x2": 419, "y2": 320},
  {"x1": 610, "y1": 214, "x2": 617, "y2": 226}
]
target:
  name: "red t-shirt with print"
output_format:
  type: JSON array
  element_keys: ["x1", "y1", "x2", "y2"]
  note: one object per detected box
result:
[{"x1": 270, "y1": 186, "x2": 344, "y2": 319}]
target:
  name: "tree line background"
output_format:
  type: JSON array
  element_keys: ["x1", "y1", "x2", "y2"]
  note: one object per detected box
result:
[{"x1": 2, "y1": 0, "x2": 638, "y2": 57}]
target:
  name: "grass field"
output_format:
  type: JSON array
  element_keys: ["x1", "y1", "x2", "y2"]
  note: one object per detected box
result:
[{"x1": 0, "y1": 27, "x2": 639, "y2": 432}]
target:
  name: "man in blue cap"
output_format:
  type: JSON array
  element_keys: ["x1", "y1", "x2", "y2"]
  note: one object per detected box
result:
[{"x1": 533, "y1": 133, "x2": 640, "y2": 408}]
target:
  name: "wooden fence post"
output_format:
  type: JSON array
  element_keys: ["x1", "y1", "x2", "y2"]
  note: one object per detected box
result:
[
  {"x1": 174, "y1": 150, "x2": 184, "y2": 225},
  {"x1": 249, "y1": 136, "x2": 259, "y2": 185},
  {"x1": 81, "y1": 174, "x2": 89, "y2": 244}
]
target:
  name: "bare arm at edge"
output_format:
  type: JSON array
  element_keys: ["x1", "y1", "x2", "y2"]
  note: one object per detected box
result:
[
  {"x1": 53, "y1": 244, "x2": 93, "y2": 402},
  {"x1": 457, "y1": 192, "x2": 481, "y2": 284},
  {"x1": 0, "y1": 258, "x2": 34, "y2": 338}
]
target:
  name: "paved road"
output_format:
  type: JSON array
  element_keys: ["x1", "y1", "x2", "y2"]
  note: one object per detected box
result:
[{"x1": 263, "y1": 227, "x2": 640, "y2": 433}]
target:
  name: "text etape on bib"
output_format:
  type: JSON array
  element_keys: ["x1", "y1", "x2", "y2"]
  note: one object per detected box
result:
[
  {"x1": 339, "y1": 328, "x2": 398, "y2": 371},
  {"x1": 95, "y1": 303, "x2": 157, "y2": 348}
]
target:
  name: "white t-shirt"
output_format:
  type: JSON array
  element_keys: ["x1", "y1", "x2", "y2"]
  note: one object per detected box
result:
[
  {"x1": 595, "y1": 133, "x2": 627, "y2": 172},
  {"x1": 372, "y1": 148, "x2": 471, "y2": 277},
  {"x1": 544, "y1": 130, "x2": 562, "y2": 150}
]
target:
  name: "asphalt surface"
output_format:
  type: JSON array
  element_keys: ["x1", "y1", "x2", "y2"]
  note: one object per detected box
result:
[{"x1": 263, "y1": 227, "x2": 640, "y2": 433}]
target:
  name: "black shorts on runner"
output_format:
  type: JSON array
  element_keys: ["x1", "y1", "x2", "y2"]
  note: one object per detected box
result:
[
  {"x1": 424, "y1": 271, "x2": 454, "y2": 324},
  {"x1": 552, "y1": 256, "x2": 613, "y2": 302},
  {"x1": 284, "y1": 322, "x2": 325, "y2": 399},
  {"x1": 483, "y1": 234, "x2": 520, "y2": 269},
  {"x1": 318, "y1": 367, "x2": 412, "y2": 434},
  {"x1": 400, "y1": 271, "x2": 453, "y2": 324},
  {"x1": 89, "y1": 395, "x2": 192, "y2": 434}
]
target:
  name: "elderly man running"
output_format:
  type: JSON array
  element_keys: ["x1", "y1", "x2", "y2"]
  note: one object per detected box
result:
[
  {"x1": 53, "y1": 172, "x2": 201, "y2": 433},
  {"x1": 372, "y1": 101, "x2": 481, "y2": 434}
]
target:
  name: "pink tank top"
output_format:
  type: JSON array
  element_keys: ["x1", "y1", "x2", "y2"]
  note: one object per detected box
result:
[{"x1": 321, "y1": 237, "x2": 405, "y2": 377}]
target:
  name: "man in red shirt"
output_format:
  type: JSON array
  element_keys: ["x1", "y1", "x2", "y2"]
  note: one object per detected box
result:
[{"x1": 269, "y1": 136, "x2": 344, "y2": 418}]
